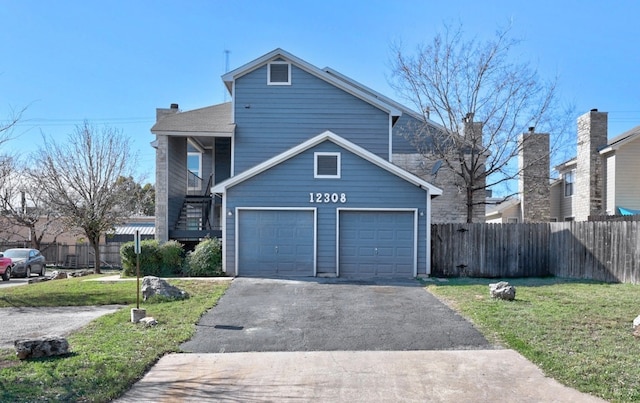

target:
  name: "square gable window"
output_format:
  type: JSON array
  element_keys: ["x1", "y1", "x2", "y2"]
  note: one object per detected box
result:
[
  {"x1": 268, "y1": 62, "x2": 291, "y2": 85},
  {"x1": 315, "y1": 152, "x2": 340, "y2": 178}
]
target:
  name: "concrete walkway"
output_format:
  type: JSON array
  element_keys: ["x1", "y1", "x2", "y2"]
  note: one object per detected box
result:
[{"x1": 116, "y1": 350, "x2": 606, "y2": 402}]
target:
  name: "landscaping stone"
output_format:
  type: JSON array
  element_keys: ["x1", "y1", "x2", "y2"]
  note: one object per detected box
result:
[
  {"x1": 141, "y1": 276, "x2": 189, "y2": 301},
  {"x1": 15, "y1": 336, "x2": 69, "y2": 360},
  {"x1": 489, "y1": 281, "x2": 516, "y2": 301},
  {"x1": 49, "y1": 270, "x2": 68, "y2": 280},
  {"x1": 140, "y1": 317, "x2": 158, "y2": 327}
]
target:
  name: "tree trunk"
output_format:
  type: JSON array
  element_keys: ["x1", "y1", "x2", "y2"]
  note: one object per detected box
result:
[
  {"x1": 90, "y1": 239, "x2": 101, "y2": 274},
  {"x1": 466, "y1": 186, "x2": 474, "y2": 223}
]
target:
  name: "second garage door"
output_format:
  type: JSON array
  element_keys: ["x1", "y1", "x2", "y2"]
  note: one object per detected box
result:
[
  {"x1": 338, "y1": 210, "x2": 416, "y2": 278},
  {"x1": 238, "y1": 209, "x2": 315, "y2": 277}
]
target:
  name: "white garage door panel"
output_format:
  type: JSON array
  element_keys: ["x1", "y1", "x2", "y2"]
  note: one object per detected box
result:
[{"x1": 339, "y1": 210, "x2": 415, "y2": 278}]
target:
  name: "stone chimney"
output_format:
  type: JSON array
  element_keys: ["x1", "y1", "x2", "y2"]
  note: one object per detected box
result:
[
  {"x1": 156, "y1": 103, "x2": 179, "y2": 121},
  {"x1": 574, "y1": 109, "x2": 608, "y2": 220},
  {"x1": 519, "y1": 127, "x2": 550, "y2": 222},
  {"x1": 463, "y1": 113, "x2": 484, "y2": 145}
]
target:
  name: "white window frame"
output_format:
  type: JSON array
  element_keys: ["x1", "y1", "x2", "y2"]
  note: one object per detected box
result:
[
  {"x1": 187, "y1": 151, "x2": 203, "y2": 191},
  {"x1": 506, "y1": 217, "x2": 519, "y2": 223},
  {"x1": 314, "y1": 152, "x2": 341, "y2": 179},
  {"x1": 563, "y1": 170, "x2": 575, "y2": 197},
  {"x1": 267, "y1": 61, "x2": 291, "y2": 85}
]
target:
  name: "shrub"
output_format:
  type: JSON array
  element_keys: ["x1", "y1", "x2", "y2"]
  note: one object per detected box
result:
[
  {"x1": 185, "y1": 238, "x2": 223, "y2": 277},
  {"x1": 159, "y1": 240, "x2": 186, "y2": 275},
  {"x1": 121, "y1": 240, "x2": 186, "y2": 277},
  {"x1": 120, "y1": 239, "x2": 162, "y2": 277}
]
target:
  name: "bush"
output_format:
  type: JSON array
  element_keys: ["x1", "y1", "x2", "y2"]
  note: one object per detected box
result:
[
  {"x1": 120, "y1": 240, "x2": 162, "y2": 277},
  {"x1": 159, "y1": 240, "x2": 186, "y2": 275},
  {"x1": 121, "y1": 240, "x2": 187, "y2": 277},
  {"x1": 185, "y1": 238, "x2": 223, "y2": 277}
]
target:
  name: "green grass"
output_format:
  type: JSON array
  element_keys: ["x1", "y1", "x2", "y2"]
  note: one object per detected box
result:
[
  {"x1": 0, "y1": 276, "x2": 230, "y2": 402},
  {"x1": 425, "y1": 277, "x2": 640, "y2": 402}
]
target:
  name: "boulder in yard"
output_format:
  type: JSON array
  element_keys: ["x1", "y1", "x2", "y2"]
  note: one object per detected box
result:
[
  {"x1": 489, "y1": 281, "x2": 516, "y2": 301},
  {"x1": 49, "y1": 270, "x2": 68, "y2": 280},
  {"x1": 141, "y1": 276, "x2": 189, "y2": 301},
  {"x1": 15, "y1": 336, "x2": 69, "y2": 360},
  {"x1": 139, "y1": 317, "x2": 158, "y2": 327}
]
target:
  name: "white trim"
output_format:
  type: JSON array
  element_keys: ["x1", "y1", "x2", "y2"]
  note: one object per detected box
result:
[
  {"x1": 336, "y1": 208, "x2": 418, "y2": 278},
  {"x1": 388, "y1": 115, "x2": 393, "y2": 162},
  {"x1": 425, "y1": 191, "x2": 431, "y2": 276},
  {"x1": 267, "y1": 61, "x2": 291, "y2": 85},
  {"x1": 231, "y1": 81, "x2": 236, "y2": 124},
  {"x1": 212, "y1": 131, "x2": 442, "y2": 196},
  {"x1": 151, "y1": 130, "x2": 234, "y2": 137},
  {"x1": 230, "y1": 133, "x2": 235, "y2": 177},
  {"x1": 314, "y1": 152, "x2": 341, "y2": 178},
  {"x1": 220, "y1": 194, "x2": 227, "y2": 274},
  {"x1": 235, "y1": 207, "x2": 317, "y2": 277}
]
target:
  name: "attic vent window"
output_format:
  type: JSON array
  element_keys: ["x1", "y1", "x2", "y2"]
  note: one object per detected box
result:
[
  {"x1": 268, "y1": 62, "x2": 291, "y2": 85},
  {"x1": 315, "y1": 152, "x2": 341, "y2": 178}
]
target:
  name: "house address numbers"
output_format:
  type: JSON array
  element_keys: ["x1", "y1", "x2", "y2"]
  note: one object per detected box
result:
[{"x1": 309, "y1": 192, "x2": 347, "y2": 203}]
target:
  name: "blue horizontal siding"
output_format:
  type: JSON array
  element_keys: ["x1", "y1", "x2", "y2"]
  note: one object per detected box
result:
[
  {"x1": 224, "y1": 141, "x2": 428, "y2": 276},
  {"x1": 234, "y1": 65, "x2": 390, "y2": 172}
]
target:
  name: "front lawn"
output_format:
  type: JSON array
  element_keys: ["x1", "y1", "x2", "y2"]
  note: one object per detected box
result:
[
  {"x1": 426, "y1": 277, "x2": 640, "y2": 403},
  {"x1": 0, "y1": 276, "x2": 229, "y2": 402}
]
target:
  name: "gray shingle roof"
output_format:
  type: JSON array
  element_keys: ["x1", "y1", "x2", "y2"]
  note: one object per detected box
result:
[{"x1": 151, "y1": 102, "x2": 234, "y2": 134}]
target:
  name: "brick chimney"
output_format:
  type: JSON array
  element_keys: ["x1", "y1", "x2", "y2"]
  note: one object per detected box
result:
[
  {"x1": 518, "y1": 127, "x2": 550, "y2": 222},
  {"x1": 156, "y1": 103, "x2": 179, "y2": 121},
  {"x1": 574, "y1": 109, "x2": 608, "y2": 221}
]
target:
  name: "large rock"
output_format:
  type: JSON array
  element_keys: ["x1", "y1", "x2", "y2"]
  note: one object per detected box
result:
[
  {"x1": 49, "y1": 270, "x2": 68, "y2": 280},
  {"x1": 141, "y1": 276, "x2": 189, "y2": 301},
  {"x1": 15, "y1": 336, "x2": 69, "y2": 360},
  {"x1": 489, "y1": 281, "x2": 516, "y2": 301}
]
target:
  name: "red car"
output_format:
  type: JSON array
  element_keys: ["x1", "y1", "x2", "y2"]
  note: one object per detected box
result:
[{"x1": 0, "y1": 254, "x2": 12, "y2": 281}]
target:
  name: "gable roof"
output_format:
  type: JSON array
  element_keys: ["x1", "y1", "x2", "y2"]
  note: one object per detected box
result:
[
  {"x1": 151, "y1": 102, "x2": 234, "y2": 136},
  {"x1": 221, "y1": 48, "x2": 402, "y2": 117},
  {"x1": 599, "y1": 124, "x2": 640, "y2": 154},
  {"x1": 212, "y1": 130, "x2": 442, "y2": 197}
]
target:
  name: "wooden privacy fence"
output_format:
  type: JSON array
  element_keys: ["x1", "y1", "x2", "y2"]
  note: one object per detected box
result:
[
  {"x1": 431, "y1": 222, "x2": 640, "y2": 283},
  {"x1": 0, "y1": 242, "x2": 125, "y2": 269}
]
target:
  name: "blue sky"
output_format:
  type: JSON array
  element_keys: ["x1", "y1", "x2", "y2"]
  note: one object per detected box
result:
[{"x1": 1, "y1": 0, "x2": 639, "y2": 184}]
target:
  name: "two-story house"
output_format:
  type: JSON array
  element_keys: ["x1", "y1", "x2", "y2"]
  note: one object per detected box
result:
[
  {"x1": 151, "y1": 49, "x2": 446, "y2": 278},
  {"x1": 551, "y1": 109, "x2": 640, "y2": 221},
  {"x1": 486, "y1": 109, "x2": 640, "y2": 222}
]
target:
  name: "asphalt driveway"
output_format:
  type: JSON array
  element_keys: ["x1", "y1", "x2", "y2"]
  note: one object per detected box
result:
[{"x1": 180, "y1": 277, "x2": 492, "y2": 353}]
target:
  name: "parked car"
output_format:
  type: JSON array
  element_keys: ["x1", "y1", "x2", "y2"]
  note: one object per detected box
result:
[
  {"x1": 3, "y1": 248, "x2": 46, "y2": 278},
  {"x1": 0, "y1": 254, "x2": 12, "y2": 281}
]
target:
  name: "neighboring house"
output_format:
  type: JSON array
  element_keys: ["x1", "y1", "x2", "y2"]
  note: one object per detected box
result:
[
  {"x1": 152, "y1": 48, "x2": 447, "y2": 278},
  {"x1": 485, "y1": 198, "x2": 521, "y2": 223},
  {"x1": 491, "y1": 109, "x2": 640, "y2": 223},
  {"x1": 551, "y1": 110, "x2": 640, "y2": 221}
]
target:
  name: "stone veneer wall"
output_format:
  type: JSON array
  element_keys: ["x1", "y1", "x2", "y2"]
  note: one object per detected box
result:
[
  {"x1": 574, "y1": 110, "x2": 608, "y2": 221},
  {"x1": 393, "y1": 153, "x2": 485, "y2": 223},
  {"x1": 518, "y1": 132, "x2": 550, "y2": 222},
  {"x1": 154, "y1": 135, "x2": 168, "y2": 242}
]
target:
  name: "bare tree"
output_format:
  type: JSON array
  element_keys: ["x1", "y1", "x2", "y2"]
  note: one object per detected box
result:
[
  {"x1": 0, "y1": 158, "x2": 67, "y2": 249},
  {"x1": 390, "y1": 22, "x2": 573, "y2": 222},
  {"x1": 29, "y1": 121, "x2": 138, "y2": 273}
]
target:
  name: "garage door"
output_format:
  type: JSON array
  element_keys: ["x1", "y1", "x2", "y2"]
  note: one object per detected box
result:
[
  {"x1": 339, "y1": 210, "x2": 415, "y2": 278},
  {"x1": 238, "y1": 209, "x2": 315, "y2": 277}
]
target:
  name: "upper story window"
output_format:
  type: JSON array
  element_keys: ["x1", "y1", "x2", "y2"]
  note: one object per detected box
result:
[
  {"x1": 315, "y1": 152, "x2": 341, "y2": 178},
  {"x1": 268, "y1": 61, "x2": 291, "y2": 85},
  {"x1": 187, "y1": 141, "x2": 203, "y2": 190},
  {"x1": 563, "y1": 170, "x2": 575, "y2": 197}
]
